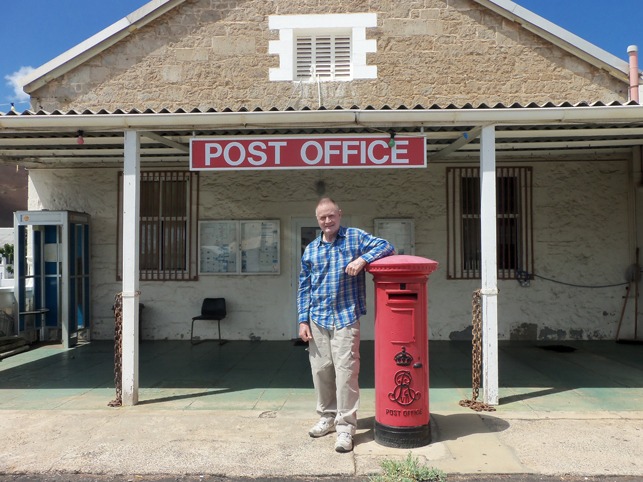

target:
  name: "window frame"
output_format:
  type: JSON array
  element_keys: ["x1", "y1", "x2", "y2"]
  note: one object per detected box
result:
[
  {"x1": 116, "y1": 170, "x2": 199, "y2": 281},
  {"x1": 446, "y1": 166, "x2": 534, "y2": 280},
  {"x1": 268, "y1": 13, "x2": 377, "y2": 82}
]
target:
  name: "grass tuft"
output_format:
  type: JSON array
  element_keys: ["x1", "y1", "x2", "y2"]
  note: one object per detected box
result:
[{"x1": 369, "y1": 451, "x2": 446, "y2": 482}]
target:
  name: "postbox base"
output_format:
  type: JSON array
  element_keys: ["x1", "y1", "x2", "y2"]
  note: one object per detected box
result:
[{"x1": 374, "y1": 421, "x2": 431, "y2": 448}]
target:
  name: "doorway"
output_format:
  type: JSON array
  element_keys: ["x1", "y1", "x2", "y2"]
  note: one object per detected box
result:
[{"x1": 290, "y1": 216, "x2": 350, "y2": 339}]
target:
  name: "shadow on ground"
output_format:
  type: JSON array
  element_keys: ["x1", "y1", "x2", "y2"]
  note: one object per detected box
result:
[{"x1": 1, "y1": 340, "x2": 642, "y2": 411}]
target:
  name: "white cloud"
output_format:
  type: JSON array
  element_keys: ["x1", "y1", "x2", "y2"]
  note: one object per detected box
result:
[{"x1": 5, "y1": 66, "x2": 34, "y2": 102}]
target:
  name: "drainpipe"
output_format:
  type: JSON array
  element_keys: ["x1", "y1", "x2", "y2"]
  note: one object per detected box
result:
[{"x1": 628, "y1": 45, "x2": 639, "y2": 103}]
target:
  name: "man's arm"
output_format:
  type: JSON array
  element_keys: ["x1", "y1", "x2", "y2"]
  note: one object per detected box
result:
[
  {"x1": 297, "y1": 255, "x2": 313, "y2": 341},
  {"x1": 345, "y1": 230, "x2": 395, "y2": 276},
  {"x1": 358, "y1": 230, "x2": 395, "y2": 263}
]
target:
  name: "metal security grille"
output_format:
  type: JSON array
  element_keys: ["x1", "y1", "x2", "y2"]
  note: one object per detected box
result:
[
  {"x1": 117, "y1": 171, "x2": 199, "y2": 281},
  {"x1": 296, "y1": 34, "x2": 351, "y2": 81},
  {"x1": 446, "y1": 166, "x2": 534, "y2": 280}
]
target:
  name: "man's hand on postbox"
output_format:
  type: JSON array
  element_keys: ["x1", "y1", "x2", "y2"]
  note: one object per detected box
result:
[
  {"x1": 345, "y1": 257, "x2": 368, "y2": 276},
  {"x1": 299, "y1": 322, "x2": 312, "y2": 342}
]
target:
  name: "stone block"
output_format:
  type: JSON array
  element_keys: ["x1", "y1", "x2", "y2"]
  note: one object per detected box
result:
[
  {"x1": 199, "y1": 9, "x2": 222, "y2": 23},
  {"x1": 162, "y1": 66, "x2": 183, "y2": 83},
  {"x1": 89, "y1": 67, "x2": 110, "y2": 84},
  {"x1": 65, "y1": 69, "x2": 90, "y2": 84},
  {"x1": 473, "y1": 41, "x2": 498, "y2": 56},
  {"x1": 476, "y1": 26, "x2": 496, "y2": 40},
  {"x1": 564, "y1": 56, "x2": 590, "y2": 74},
  {"x1": 420, "y1": 8, "x2": 440, "y2": 19},
  {"x1": 175, "y1": 48, "x2": 210, "y2": 61},
  {"x1": 181, "y1": 13, "x2": 198, "y2": 25},
  {"x1": 211, "y1": 37, "x2": 256, "y2": 56},
  {"x1": 155, "y1": 24, "x2": 173, "y2": 37},
  {"x1": 382, "y1": 19, "x2": 443, "y2": 36},
  {"x1": 170, "y1": 25, "x2": 189, "y2": 37},
  {"x1": 448, "y1": 0, "x2": 473, "y2": 11}
]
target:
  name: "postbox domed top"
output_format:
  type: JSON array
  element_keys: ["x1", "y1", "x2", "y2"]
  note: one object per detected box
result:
[{"x1": 366, "y1": 255, "x2": 438, "y2": 277}]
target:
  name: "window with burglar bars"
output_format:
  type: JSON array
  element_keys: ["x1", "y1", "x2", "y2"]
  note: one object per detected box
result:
[
  {"x1": 446, "y1": 166, "x2": 534, "y2": 280},
  {"x1": 117, "y1": 171, "x2": 199, "y2": 281},
  {"x1": 296, "y1": 34, "x2": 351, "y2": 81}
]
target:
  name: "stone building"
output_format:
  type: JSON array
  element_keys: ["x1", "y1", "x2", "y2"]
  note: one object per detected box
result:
[{"x1": 1, "y1": 0, "x2": 642, "y2": 404}]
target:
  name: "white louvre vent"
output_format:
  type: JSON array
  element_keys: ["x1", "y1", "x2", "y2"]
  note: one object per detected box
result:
[
  {"x1": 295, "y1": 35, "x2": 353, "y2": 81},
  {"x1": 269, "y1": 13, "x2": 377, "y2": 82}
]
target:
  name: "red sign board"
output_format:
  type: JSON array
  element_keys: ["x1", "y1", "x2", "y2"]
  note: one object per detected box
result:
[{"x1": 190, "y1": 135, "x2": 426, "y2": 170}]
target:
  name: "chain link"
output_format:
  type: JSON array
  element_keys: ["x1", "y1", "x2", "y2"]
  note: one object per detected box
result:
[
  {"x1": 459, "y1": 289, "x2": 496, "y2": 412},
  {"x1": 108, "y1": 292, "x2": 123, "y2": 408}
]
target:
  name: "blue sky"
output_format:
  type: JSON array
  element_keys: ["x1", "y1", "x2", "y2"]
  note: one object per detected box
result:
[{"x1": 1, "y1": 0, "x2": 641, "y2": 111}]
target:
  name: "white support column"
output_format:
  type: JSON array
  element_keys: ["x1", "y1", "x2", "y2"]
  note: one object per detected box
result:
[
  {"x1": 480, "y1": 125, "x2": 499, "y2": 406},
  {"x1": 122, "y1": 130, "x2": 140, "y2": 406},
  {"x1": 633, "y1": 146, "x2": 642, "y2": 258}
]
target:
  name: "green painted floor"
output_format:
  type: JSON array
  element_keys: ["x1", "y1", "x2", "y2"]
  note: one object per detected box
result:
[{"x1": 0, "y1": 340, "x2": 641, "y2": 411}]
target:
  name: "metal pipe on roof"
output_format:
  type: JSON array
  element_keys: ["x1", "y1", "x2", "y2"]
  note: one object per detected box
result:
[{"x1": 628, "y1": 46, "x2": 640, "y2": 103}]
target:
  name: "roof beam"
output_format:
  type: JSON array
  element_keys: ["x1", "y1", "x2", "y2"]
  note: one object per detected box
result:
[
  {"x1": 495, "y1": 127, "x2": 643, "y2": 139},
  {"x1": 140, "y1": 131, "x2": 189, "y2": 153},
  {"x1": 429, "y1": 126, "x2": 483, "y2": 161},
  {"x1": 438, "y1": 148, "x2": 632, "y2": 159},
  {"x1": 449, "y1": 138, "x2": 643, "y2": 151},
  {"x1": 0, "y1": 148, "x2": 187, "y2": 157}
]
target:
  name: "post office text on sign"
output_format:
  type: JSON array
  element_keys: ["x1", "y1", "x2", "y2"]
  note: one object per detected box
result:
[{"x1": 190, "y1": 136, "x2": 426, "y2": 170}]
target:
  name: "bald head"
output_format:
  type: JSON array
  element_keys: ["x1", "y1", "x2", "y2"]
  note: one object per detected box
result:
[
  {"x1": 315, "y1": 198, "x2": 342, "y2": 242},
  {"x1": 316, "y1": 197, "x2": 340, "y2": 216}
]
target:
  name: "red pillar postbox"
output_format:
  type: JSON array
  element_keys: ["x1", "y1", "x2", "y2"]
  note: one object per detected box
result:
[{"x1": 366, "y1": 255, "x2": 438, "y2": 448}]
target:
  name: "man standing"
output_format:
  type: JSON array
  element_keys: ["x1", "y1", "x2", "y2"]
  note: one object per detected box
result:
[{"x1": 298, "y1": 198, "x2": 394, "y2": 452}]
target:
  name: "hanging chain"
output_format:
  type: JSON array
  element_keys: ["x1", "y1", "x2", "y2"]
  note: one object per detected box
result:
[
  {"x1": 459, "y1": 289, "x2": 496, "y2": 412},
  {"x1": 108, "y1": 292, "x2": 123, "y2": 408}
]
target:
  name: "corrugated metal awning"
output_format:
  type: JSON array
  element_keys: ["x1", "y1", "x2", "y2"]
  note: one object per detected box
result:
[{"x1": 1, "y1": 101, "x2": 642, "y2": 165}]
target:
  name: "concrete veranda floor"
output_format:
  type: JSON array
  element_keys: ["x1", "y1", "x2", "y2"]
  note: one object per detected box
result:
[
  {"x1": 0, "y1": 340, "x2": 641, "y2": 412},
  {"x1": 0, "y1": 340, "x2": 642, "y2": 477}
]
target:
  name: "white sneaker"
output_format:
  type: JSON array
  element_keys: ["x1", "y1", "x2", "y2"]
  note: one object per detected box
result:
[
  {"x1": 308, "y1": 418, "x2": 336, "y2": 437},
  {"x1": 334, "y1": 432, "x2": 353, "y2": 452}
]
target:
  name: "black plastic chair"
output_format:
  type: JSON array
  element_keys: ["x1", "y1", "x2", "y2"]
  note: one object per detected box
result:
[{"x1": 191, "y1": 298, "x2": 227, "y2": 345}]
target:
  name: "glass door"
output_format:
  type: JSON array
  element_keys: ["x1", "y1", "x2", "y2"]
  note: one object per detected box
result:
[
  {"x1": 291, "y1": 218, "x2": 319, "y2": 339},
  {"x1": 43, "y1": 225, "x2": 61, "y2": 340},
  {"x1": 16, "y1": 226, "x2": 46, "y2": 340},
  {"x1": 66, "y1": 221, "x2": 90, "y2": 347}
]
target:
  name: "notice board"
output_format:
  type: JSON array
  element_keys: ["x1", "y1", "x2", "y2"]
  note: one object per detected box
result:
[
  {"x1": 374, "y1": 219, "x2": 415, "y2": 256},
  {"x1": 199, "y1": 220, "x2": 280, "y2": 275}
]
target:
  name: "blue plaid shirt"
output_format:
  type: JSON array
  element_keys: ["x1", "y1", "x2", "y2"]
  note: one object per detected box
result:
[{"x1": 298, "y1": 226, "x2": 395, "y2": 329}]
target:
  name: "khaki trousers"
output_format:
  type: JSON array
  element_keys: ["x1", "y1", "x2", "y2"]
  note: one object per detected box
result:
[{"x1": 308, "y1": 320, "x2": 361, "y2": 435}]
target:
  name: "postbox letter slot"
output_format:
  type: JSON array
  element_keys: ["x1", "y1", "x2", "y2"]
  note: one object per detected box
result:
[{"x1": 388, "y1": 293, "x2": 418, "y2": 302}]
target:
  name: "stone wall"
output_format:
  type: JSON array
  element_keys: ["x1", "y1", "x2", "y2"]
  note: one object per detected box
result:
[
  {"x1": 27, "y1": 157, "x2": 633, "y2": 341},
  {"x1": 30, "y1": 0, "x2": 627, "y2": 112},
  {"x1": 0, "y1": 228, "x2": 13, "y2": 247},
  {"x1": 0, "y1": 165, "x2": 28, "y2": 228}
]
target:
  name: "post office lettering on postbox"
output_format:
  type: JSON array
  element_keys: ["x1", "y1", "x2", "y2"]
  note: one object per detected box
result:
[{"x1": 403, "y1": 409, "x2": 422, "y2": 416}]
